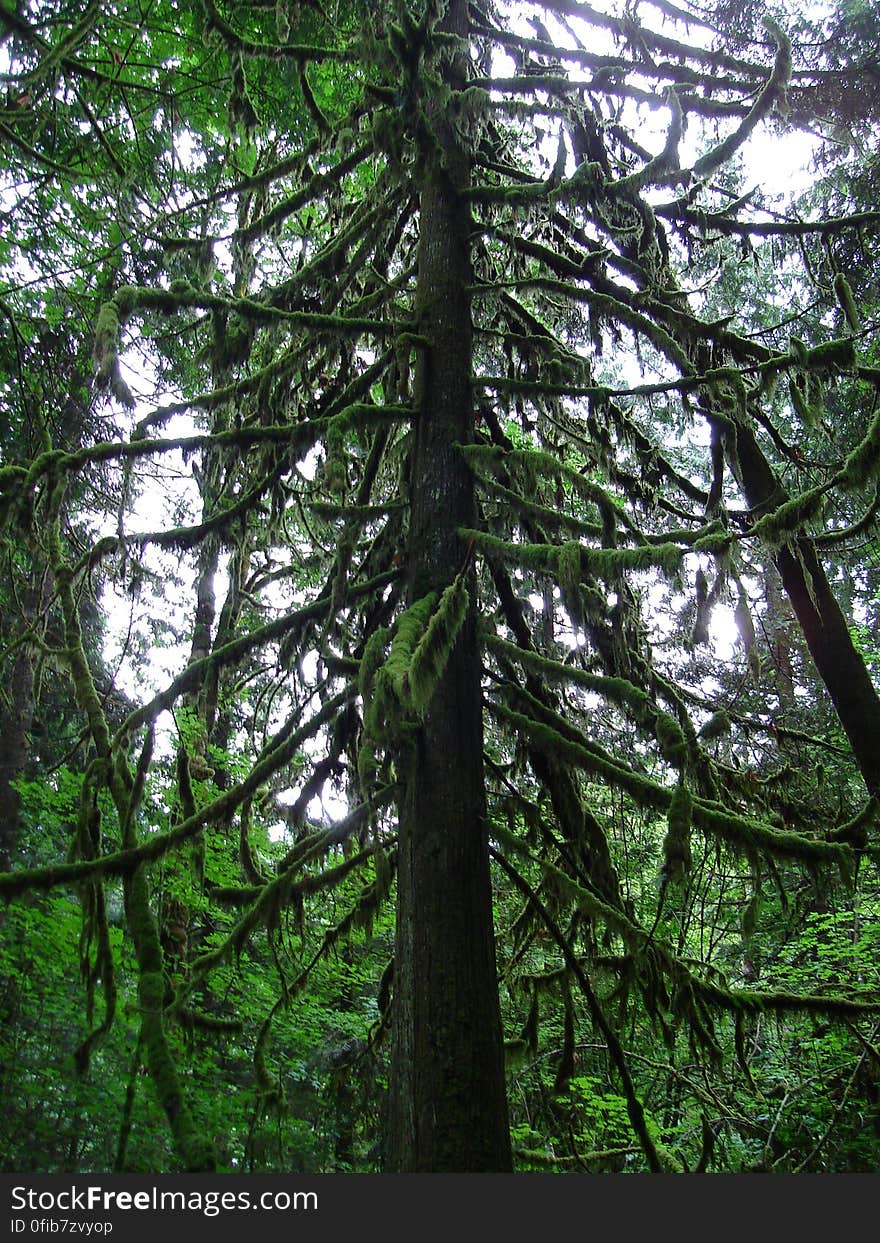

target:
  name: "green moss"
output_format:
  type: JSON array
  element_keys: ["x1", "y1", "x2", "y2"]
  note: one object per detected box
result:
[
  {"x1": 461, "y1": 528, "x2": 684, "y2": 582},
  {"x1": 827, "y1": 796, "x2": 879, "y2": 848},
  {"x1": 698, "y1": 708, "x2": 731, "y2": 742},
  {"x1": 490, "y1": 701, "x2": 852, "y2": 865},
  {"x1": 833, "y1": 272, "x2": 860, "y2": 332},
  {"x1": 788, "y1": 376, "x2": 821, "y2": 430},
  {"x1": 409, "y1": 576, "x2": 469, "y2": 716},
  {"x1": 385, "y1": 592, "x2": 437, "y2": 701},
  {"x1": 359, "y1": 625, "x2": 392, "y2": 702},
  {"x1": 360, "y1": 579, "x2": 469, "y2": 747},
  {"x1": 663, "y1": 783, "x2": 693, "y2": 880},
  {"x1": 482, "y1": 480, "x2": 603, "y2": 540},
  {"x1": 751, "y1": 486, "x2": 827, "y2": 544},
  {"x1": 485, "y1": 633, "x2": 650, "y2": 714},
  {"x1": 127, "y1": 869, "x2": 214, "y2": 1170},
  {"x1": 459, "y1": 444, "x2": 618, "y2": 525},
  {"x1": 691, "y1": 530, "x2": 734, "y2": 556},
  {"x1": 654, "y1": 711, "x2": 688, "y2": 766},
  {"x1": 557, "y1": 540, "x2": 581, "y2": 597},
  {"x1": 805, "y1": 337, "x2": 856, "y2": 372},
  {"x1": 323, "y1": 402, "x2": 413, "y2": 494},
  {"x1": 841, "y1": 407, "x2": 880, "y2": 489},
  {"x1": 358, "y1": 592, "x2": 449, "y2": 781},
  {"x1": 92, "y1": 300, "x2": 134, "y2": 407}
]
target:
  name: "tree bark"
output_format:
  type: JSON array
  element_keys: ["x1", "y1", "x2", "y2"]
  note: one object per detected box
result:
[{"x1": 385, "y1": 0, "x2": 512, "y2": 1173}]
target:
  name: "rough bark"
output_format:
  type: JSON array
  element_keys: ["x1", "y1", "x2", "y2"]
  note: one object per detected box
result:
[{"x1": 385, "y1": 0, "x2": 512, "y2": 1173}]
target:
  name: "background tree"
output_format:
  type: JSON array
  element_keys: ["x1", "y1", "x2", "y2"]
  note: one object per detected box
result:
[{"x1": 2, "y1": 0, "x2": 880, "y2": 1173}]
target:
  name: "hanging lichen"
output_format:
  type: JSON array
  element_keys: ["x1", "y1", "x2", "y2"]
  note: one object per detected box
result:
[
  {"x1": 763, "y1": 14, "x2": 792, "y2": 114},
  {"x1": 690, "y1": 567, "x2": 711, "y2": 646}
]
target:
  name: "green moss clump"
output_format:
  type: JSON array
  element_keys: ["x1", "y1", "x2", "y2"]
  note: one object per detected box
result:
[
  {"x1": 698, "y1": 708, "x2": 730, "y2": 742},
  {"x1": 461, "y1": 528, "x2": 684, "y2": 583},
  {"x1": 788, "y1": 376, "x2": 822, "y2": 430},
  {"x1": 92, "y1": 301, "x2": 134, "y2": 408},
  {"x1": 751, "y1": 487, "x2": 827, "y2": 544},
  {"x1": 384, "y1": 592, "x2": 437, "y2": 702},
  {"x1": 841, "y1": 408, "x2": 880, "y2": 489},
  {"x1": 805, "y1": 337, "x2": 856, "y2": 372},
  {"x1": 409, "y1": 576, "x2": 469, "y2": 717},
  {"x1": 655, "y1": 711, "x2": 688, "y2": 766},
  {"x1": 359, "y1": 626, "x2": 391, "y2": 702},
  {"x1": 360, "y1": 586, "x2": 473, "y2": 781},
  {"x1": 557, "y1": 540, "x2": 582, "y2": 598},
  {"x1": 833, "y1": 272, "x2": 860, "y2": 332},
  {"x1": 663, "y1": 783, "x2": 693, "y2": 880}
]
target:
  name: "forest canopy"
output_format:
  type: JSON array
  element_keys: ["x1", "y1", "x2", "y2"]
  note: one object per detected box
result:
[{"x1": 1, "y1": 0, "x2": 880, "y2": 1174}]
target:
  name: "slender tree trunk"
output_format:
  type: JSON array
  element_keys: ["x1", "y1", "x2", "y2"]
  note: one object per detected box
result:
[
  {"x1": 732, "y1": 420, "x2": 880, "y2": 794},
  {"x1": 385, "y1": 0, "x2": 511, "y2": 1173}
]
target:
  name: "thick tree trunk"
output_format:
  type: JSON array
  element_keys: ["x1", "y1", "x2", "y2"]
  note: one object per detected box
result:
[
  {"x1": 384, "y1": 0, "x2": 511, "y2": 1173},
  {"x1": 732, "y1": 420, "x2": 880, "y2": 794}
]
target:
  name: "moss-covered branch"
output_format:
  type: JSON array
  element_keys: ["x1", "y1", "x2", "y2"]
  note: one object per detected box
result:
[
  {"x1": 461, "y1": 526, "x2": 684, "y2": 581},
  {"x1": 488, "y1": 701, "x2": 854, "y2": 865}
]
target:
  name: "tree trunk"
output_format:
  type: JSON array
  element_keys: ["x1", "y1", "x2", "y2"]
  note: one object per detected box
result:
[
  {"x1": 732, "y1": 419, "x2": 880, "y2": 794},
  {"x1": 0, "y1": 580, "x2": 42, "y2": 871},
  {"x1": 385, "y1": 0, "x2": 512, "y2": 1173}
]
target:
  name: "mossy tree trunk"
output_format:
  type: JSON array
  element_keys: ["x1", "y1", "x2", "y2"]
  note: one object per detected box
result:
[{"x1": 384, "y1": 0, "x2": 512, "y2": 1173}]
